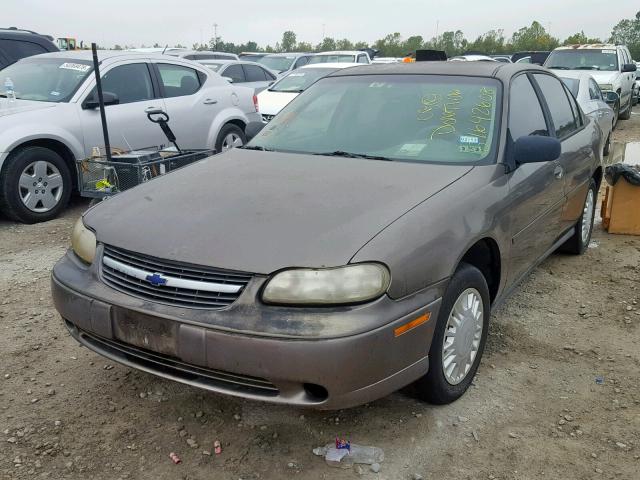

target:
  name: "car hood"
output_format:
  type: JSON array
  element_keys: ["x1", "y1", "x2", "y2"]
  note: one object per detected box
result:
[
  {"x1": 256, "y1": 90, "x2": 299, "y2": 115},
  {"x1": 0, "y1": 99, "x2": 57, "y2": 118},
  {"x1": 85, "y1": 149, "x2": 473, "y2": 274},
  {"x1": 589, "y1": 71, "x2": 618, "y2": 85}
]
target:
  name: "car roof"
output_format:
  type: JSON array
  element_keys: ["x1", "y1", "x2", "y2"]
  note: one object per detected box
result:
[
  {"x1": 16, "y1": 50, "x2": 212, "y2": 66},
  {"x1": 315, "y1": 51, "x2": 363, "y2": 56},
  {"x1": 299, "y1": 62, "x2": 357, "y2": 70},
  {"x1": 554, "y1": 44, "x2": 619, "y2": 51},
  {"x1": 326, "y1": 61, "x2": 548, "y2": 82},
  {"x1": 0, "y1": 27, "x2": 57, "y2": 47}
]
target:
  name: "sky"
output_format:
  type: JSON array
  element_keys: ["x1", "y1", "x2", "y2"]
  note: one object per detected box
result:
[{"x1": 4, "y1": 0, "x2": 639, "y2": 49}]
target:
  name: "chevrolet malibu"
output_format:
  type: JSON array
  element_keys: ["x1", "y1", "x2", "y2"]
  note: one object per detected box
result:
[{"x1": 52, "y1": 63, "x2": 602, "y2": 409}]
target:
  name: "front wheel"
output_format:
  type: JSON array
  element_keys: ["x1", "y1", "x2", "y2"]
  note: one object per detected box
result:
[
  {"x1": 0, "y1": 146, "x2": 72, "y2": 223},
  {"x1": 612, "y1": 100, "x2": 620, "y2": 129},
  {"x1": 559, "y1": 178, "x2": 597, "y2": 255},
  {"x1": 414, "y1": 263, "x2": 490, "y2": 404},
  {"x1": 215, "y1": 124, "x2": 246, "y2": 153},
  {"x1": 619, "y1": 94, "x2": 632, "y2": 121},
  {"x1": 603, "y1": 132, "x2": 611, "y2": 157}
]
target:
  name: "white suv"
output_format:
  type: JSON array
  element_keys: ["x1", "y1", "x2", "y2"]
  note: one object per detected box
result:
[{"x1": 545, "y1": 44, "x2": 637, "y2": 124}]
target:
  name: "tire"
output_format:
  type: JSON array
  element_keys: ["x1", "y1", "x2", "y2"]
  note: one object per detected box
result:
[
  {"x1": 414, "y1": 263, "x2": 490, "y2": 405},
  {"x1": 215, "y1": 124, "x2": 246, "y2": 153},
  {"x1": 612, "y1": 99, "x2": 620, "y2": 129},
  {"x1": 603, "y1": 132, "x2": 611, "y2": 157},
  {"x1": 619, "y1": 94, "x2": 632, "y2": 121},
  {"x1": 0, "y1": 146, "x2": 72, "y2": 224},
  {"x1": 559, "y1": 178, "x2": 597, "y2": 255}
]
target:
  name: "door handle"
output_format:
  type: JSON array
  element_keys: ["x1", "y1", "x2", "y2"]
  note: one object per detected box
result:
[
  {"x1": 554, "y1": 165, "x2": 564, "y2": 179},
  {"x1": 203, "y1": 98, "x2": 218, "y2": 105},
  {"x1": 144, "y1": 106, "x2": 162, "y2": 113}
]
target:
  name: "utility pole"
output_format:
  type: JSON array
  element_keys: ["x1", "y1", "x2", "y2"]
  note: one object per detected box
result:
[
  {"x1": 435, "y1": 20, "x2": 439, "y2": 48},
  {"x1": 213, "y1": 23, "x2": 219, "y2": 50},
  {"x1": 322, "y1": 23, "x2": 326, "y2": 41}
]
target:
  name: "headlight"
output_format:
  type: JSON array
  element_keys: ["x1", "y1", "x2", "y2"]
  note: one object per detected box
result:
[
  {"x1": 71, "y1": 218, "x2": 96, "y2": 264},
  {"x1": 262, "y1": 263, "x2": 390, "y2": 305},
  {"x1": 598, "y1": 84, "x2": 613, "y2": 92}
]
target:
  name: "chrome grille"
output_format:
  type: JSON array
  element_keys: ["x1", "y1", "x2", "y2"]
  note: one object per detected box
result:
[
  {"x1": 101, "y1": 245, "x2": 252, "y2": 309},
  {"x1": 77, "y1": 328, "x2": 279, "y2": 396}
]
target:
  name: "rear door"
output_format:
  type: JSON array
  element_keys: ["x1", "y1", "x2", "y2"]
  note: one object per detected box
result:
[
  {"x1": 153, "y1": 62, "x2": 221, "y2": 149},
  {"x1": 532, "y1": 73, "x2": 594, "y2": 233},
  {"x1": 78, "y1": 61, "x2": 167, "y2": 157},
  {"x1": 506, "y1": 73, "x2": 566, "y2": 284}
]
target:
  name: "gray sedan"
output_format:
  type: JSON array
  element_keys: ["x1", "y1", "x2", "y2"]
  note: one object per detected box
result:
[
  {"x1": 52, "y1": 62, "x2": 601, "y2": 409},
  {"x1": 199, "y1": 60, "x2": 277, "y2": 93}
]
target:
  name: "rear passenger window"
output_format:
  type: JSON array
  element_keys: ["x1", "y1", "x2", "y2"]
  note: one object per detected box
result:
[
  {"x1": 508, "y1": 74, "x2": 549, "y2": 140},
  {"x1": 157, "y1": 64, "x2": 202, "y2": 97},
  {"x1": 243, "y1": 64, "x2": 267, "y2": 81},
  {"x1": 224, "y1": 64, "x2": 245, "y2": 83},
  {"x1": 533, "y1": 74, "x2": 577, "y2": 138},
  {"x1": 357, "y1": 55, "x2": 368, "y2": 64}
]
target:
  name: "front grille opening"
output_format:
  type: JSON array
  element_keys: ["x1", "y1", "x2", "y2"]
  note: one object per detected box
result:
[
  {"x1": 78, "y1": 330, "x2": 279, "y2": 397},
  {"x1": 304, "y1": 383, "x2": 329, "y2": 402},
  {"x1": 100, "y1": 245, "x2": 252, "y2": 309}
]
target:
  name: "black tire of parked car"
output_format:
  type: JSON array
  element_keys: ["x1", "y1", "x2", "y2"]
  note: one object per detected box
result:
[
  {"x1": 414, "y1": 263, "x2": 490, "y2": 405},
  {"x1": 603, "y1": 132, "x2": 611, "y2": 157},
  {"x1": 559, "y1": 178, "x2": 597, "y2": 255},
  {"x1": 612, "y1": 99, "x2": 620, "y2": 129},
  {"x1": 214, "y1": 124, "x2": 247, "y2": 153},
  {"x1": 619, "y1": 94, "x2": 632, "y2": 121},
  {"x1": 0, "y1": 146, "x2": 72, "y2": 224}
]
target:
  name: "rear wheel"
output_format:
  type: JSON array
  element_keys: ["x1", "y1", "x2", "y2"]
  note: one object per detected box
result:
[
  {"x1": 414, "y1": 263, "x2": 490, "y2": 404},
  {"x1": 603, "y1": 132, "x2": 611, "y2": 157},
  {"x1": 559, "y1": 178, "x2": 597, "y2": 255},
  {"x1": 215, "y1": 124, "x2": 246, "y2": 153},
  {"x1": 0, "y1": 146, "x2": 72, "y2": 223}
]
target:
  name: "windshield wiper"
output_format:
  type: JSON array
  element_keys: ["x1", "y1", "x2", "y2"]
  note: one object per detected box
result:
[
  {"x1": 574, "y1": 66, "x2": 600, "y2": 70},
  {"x1": 314, "y1": 150, "x2": 393, "y2": 161},
  {"x1": 241, "y1": 145, "x2": 273, "y2": 151}
]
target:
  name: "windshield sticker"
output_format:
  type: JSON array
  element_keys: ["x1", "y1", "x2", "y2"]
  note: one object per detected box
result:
[
  {"x1": 459, "y1": 135, "x2": 479, "y2": 144},
  {"x1": 50, "y1": 91, "x2": 61, "y2": 96},
  {"x1": 368, "y1": 82, "x2": 388, "y2": 88},
  {"x1": 602, "y1": 49, "x2": 616, "y2": 54},
  {"x1": 459, "y1": 145, "x2": 484, "y2": 154},
  {"x1": 397, "y1": 143, "x2": 426, "y2": 157},
  {"x1": 59, "y1": 62, "x2": 90, "y2": 72}
]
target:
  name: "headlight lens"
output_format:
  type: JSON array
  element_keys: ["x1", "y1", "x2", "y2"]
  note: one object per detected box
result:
[
  {"x1": 71, "y1": 218, "x2": 96, "y2": 264},
  {"x1": 262, "y1": 264, "x2": 390, "y2": 305},
  {"x1": 598, "y1": 84, "x2": 613, "y2": 92}
]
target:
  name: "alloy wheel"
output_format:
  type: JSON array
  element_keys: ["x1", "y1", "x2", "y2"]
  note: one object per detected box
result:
[
  {"x1": 442, "y1": 288, "x2": 484, "y2": 385},
  {"x1": 19, "y1": 161, "x2": 64, "y2": 213},
  {"x1": 581, "y1": 189, "x2": 595, "y2": 244},
  {"x1": 221, "y1": 133, "x2": 244, "y2": 150}
]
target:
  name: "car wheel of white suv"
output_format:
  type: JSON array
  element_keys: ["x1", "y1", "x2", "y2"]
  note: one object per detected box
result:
[
  {"x1": 619, "y1": 94, "x2": 633, "y2": 121},
  {"x1": 0, "y1": 146, "x2": 72, "y2": 224}
]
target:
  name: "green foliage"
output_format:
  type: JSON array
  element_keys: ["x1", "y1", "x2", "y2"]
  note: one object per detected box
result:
[
  {"x1": 610, "y1": 11, "x2": 640, "y2": 59},
  {"x1": 281, "y1": 31, "x2": 297, "y2": 52},
  {"x1": 562, "y1": 31, "x2": 602, "y2": 45},
  {"x1": 511, "y1": 21, "x2": 559, "y2": 51},
  {"x1": 467, "y1": 30, "x2": 507, "y2": 54},
  {"x1": 316, "y1": 37, "x2": 337, "y2": 52}
]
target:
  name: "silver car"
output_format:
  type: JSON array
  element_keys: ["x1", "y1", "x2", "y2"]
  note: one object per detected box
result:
[
  {"x1": 561, "y1": 72, "x2": 615, "y2": 155},
  {"x1": 199, "y1": 60, "x2": 277, "y2": 93},
  {"x1": 0, "y1": 51, "x2": 260, "y2": 223},
  {"x1": 256, "y1": 53, "x2": 315, "y2": 74}
]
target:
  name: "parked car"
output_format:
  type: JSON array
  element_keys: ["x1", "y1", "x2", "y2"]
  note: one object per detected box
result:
[
  {"x1": 491, "y1": 55, "x2": 512, "y2": 63},
  {"x1": 371, "y1": 57, "x2": 402, "y2": 64},
  {"x1": 560, "y1": 72, "x2": 615, "y2": 155},
  {"x1": 0, "y1": 51, "x2": 260, "y2": 223},
  {"x1": 166, "y1": 49, "x2": 239, "y2": 61},
  {"x1": 256, "y1": 63, "x2": 354, "y2": 122},
  {"x1": 544, "y1": 44, "x2": 637, "y2": 122},
  {"x1": 633, "y1": 64, "x2": 639, "y2": 106},
  {"x1": 307, "y1": 50, "x2": 371, "y2": 65},
  {"x1": 0, "y1": 27, "x2": 58, "y2": 69},
  {"x1": 511, "y1": 51, "x2": 550, "y2": 65},
  {"x1": 238, "y1": 52, "x2": 267, "y2": 62},
  {"x1": 200, "y1": 60, "x2": 277, "y2": 93},
  {"x1": 449, "y1": 55, "x2": 497, "y2": 62},
  {"x1": 53, "y1": 62, "x2": 602, "y2": 409},
  {"x1": 257, "y1": 53, "x2": 315, "y2": 74}
]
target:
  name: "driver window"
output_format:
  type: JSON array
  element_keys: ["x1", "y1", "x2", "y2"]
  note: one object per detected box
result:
[{"x1": 96, "y1": 63, "x2": 154, "y2": 104}]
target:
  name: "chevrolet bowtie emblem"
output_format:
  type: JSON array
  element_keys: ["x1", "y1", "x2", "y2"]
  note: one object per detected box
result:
[{"x1": 145, "y1": 273, "x2": 168, "y2": 286}]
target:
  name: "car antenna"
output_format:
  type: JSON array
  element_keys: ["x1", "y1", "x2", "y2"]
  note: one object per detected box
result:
[
  {"x1": 162, "y1": 44, "x2": 168, "y2": 54},
  {"x1": 91, "y1": 42, "x2": 112, "y2": 162}
]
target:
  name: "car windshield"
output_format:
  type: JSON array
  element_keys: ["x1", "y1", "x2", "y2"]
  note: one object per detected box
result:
[
  {"x1": 0, "y1": 57, "x2": 92, "y2": 102},
  {"x1": 308, "y1": 54, "x2": 356, "y2": 64},
  {"x1": 257, "y1": 55, "x2": 296, "y2": 72},
  {"x1": 270, "y1": 68, "x2": 337, "y2": 92},
  {"x1": 249, "y1": 75, "x2": 501, "y2": 165},
  {"x1": 546, "y1": 49, "x2": 619, "y2": 71},
  {"x1": 205, "y1": 63, "x2": 223, "y2": 72},
  {"x1": 561, "y1": 77, "x2": 580, "y2": 97}
]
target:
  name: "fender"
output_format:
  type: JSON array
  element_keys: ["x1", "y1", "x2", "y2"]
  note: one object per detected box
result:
[{"x1": 207, "y1": 107, "x2": 250, "y2": 149}]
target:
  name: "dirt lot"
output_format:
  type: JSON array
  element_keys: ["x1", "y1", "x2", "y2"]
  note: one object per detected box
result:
[{"x1": 1, "y1": 108, "x2": 640, "y2": 480}]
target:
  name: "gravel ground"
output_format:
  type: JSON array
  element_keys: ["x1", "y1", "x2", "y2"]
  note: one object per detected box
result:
[{"x1": 1, "y1": 107, "x2": 639, "y2": 480}]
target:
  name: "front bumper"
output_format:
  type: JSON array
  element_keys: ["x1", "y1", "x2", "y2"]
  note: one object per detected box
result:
[{"x1": 51, "y1": 250, "x2": 443, "y2": 409}]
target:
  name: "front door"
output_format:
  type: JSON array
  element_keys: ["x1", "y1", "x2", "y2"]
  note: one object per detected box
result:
[
  {"x1": 506, "y1": 73, "x2": 566, "y2": 285},
  {"x1": 78, "y1": 62, "x2": 167, "y2": 158}
]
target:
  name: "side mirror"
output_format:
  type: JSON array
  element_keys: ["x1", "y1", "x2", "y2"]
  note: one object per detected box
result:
[
  {"x1": 222, "y1": 76, "x2": 234, "y2": 83},
  {"x1": 622, "y1": 63, "x2": 637, "y2": 73},
  {"x1": 84, "y1": 91, "x2": 119, "y2": 109},
  {"x1": 514, "y1": 136, "x2": 561, "y2": 165},
  {"x1": 245, "y1": 121, "x2": 265, "y2": 141},
  {"x1": 605, "y1": 91, "x2": 620, "y2": 104}
]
